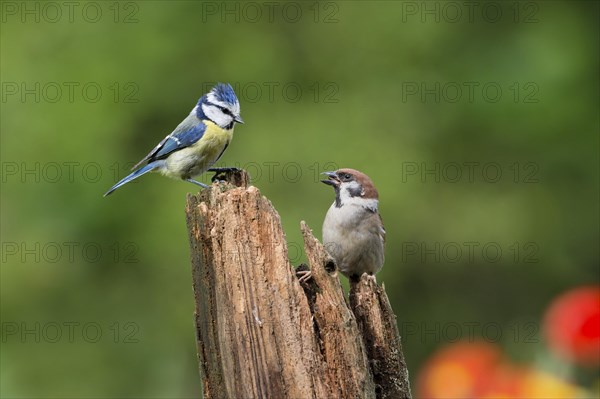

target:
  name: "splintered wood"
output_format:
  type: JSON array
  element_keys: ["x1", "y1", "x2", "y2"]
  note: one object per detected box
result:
[{"x1": 185, "y1": 170, "x2": 411, "y2": 399}]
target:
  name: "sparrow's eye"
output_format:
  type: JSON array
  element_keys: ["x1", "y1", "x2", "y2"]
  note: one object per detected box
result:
[{"x1": 342, "y1": 173, "x2": 352, "y2": 180}]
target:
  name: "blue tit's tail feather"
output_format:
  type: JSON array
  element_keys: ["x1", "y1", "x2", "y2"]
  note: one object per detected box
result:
[{"x1": 103, "y1": 162, "x2": 159, "y2": 197}]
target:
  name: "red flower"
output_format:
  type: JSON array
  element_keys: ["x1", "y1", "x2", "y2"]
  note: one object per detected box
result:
[{"x1": 544, "y1": 285, "x2": 600, "y2": 366}]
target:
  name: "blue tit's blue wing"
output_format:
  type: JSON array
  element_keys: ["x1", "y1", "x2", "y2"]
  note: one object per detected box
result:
[
  {"x1": 132, "y1": 116, "x2": 206, "y2": 170},
  {"x1": 152, "y1": 123, "x2": 206, "y2": 160}
]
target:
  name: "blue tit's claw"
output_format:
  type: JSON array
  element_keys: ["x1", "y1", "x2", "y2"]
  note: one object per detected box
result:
[
  {"x1": 208, "y1": 167, "x2": 240, "y2": 172},
  {"x1": 209, "y1": 167, "x2": 240, "y2": 182}
]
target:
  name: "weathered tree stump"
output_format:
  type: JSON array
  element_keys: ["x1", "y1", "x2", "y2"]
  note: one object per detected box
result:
[
  {"x1": 350, "y1": 279, "x2": 412, "y2": 398},
  {"x1": 185, "y1": 169, "x2": 411, "y2": 399}
]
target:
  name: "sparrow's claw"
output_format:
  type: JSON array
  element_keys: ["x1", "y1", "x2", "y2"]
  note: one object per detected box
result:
[
  {"x1": 295, "y1": 263, "x2": 314, "y2": 285},
  {"x1": 296, "y1": 269, "x2": 313, "y2": 284}
]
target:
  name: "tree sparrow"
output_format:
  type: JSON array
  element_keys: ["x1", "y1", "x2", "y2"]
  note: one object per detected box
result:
[{"x1": 321, "y1": 169, "x2": 385, "y2": 280}]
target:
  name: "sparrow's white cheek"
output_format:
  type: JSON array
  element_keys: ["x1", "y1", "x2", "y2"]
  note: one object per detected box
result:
[{"x1": 338, "y1": 181, "x2": 362, "y2": 203}]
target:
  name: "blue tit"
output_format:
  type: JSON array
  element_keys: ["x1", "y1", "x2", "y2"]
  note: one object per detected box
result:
[{"x1": 104, "y1": 83, "x2": 243, "y2": 197}]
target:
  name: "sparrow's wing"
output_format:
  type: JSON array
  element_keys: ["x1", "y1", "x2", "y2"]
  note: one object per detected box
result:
[
  {"x1": 378, "y1": 213, "x2": 386, "y2": 243},
  {"x1": 364, "y1": 210, "x2": 386, "y2": 244},
  {"x1": 132, "y1": 115, "x2": 206, "y2": 170}
]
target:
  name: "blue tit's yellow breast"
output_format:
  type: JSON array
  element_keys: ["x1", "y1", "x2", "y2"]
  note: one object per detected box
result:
[
  {"x1": 192, "y1": 120, "x2": 233, "y2": 157},
  {"x1": 162, "y1": 120, "x2": 234, "y2": 179}
]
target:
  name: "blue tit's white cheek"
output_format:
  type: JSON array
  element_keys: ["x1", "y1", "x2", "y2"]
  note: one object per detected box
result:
[{"x1": 202, "y1": 103, "x2": 233, "y2": 129}]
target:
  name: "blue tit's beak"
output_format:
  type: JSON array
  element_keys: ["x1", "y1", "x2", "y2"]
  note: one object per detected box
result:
[
  {"x1": 321, "y1": 171, "x2": 339, "y2": 187},
  {"x1": 234, "y1": 115, "x2": 244, "y2": 124}
]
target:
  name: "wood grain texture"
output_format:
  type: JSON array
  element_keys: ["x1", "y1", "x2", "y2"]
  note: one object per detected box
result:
[
  {"x1": 186, "y1": 169, "x2": 411, "y2": 399},
  {"x1": 300, "y1": 222, "x2": 376, "y2": 399},
  {"x1": 350, "y1": 278, "x2": 412, "y2": 398}
]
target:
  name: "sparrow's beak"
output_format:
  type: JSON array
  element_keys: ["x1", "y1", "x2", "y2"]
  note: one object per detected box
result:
[
  {"x1": 321, "y1": 171, "x2": 340, "y2": 187},
  {"x1": 234, "y1": 115, "x2": 244, "y2": 124}
]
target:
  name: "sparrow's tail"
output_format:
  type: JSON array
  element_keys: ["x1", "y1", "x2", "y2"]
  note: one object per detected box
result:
[{"x1": 103, "y1": 162, "x2": 160, "y2": 197}]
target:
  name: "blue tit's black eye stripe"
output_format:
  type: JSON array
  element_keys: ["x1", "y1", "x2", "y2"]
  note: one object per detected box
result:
[{"x1": 214, "y1": 104, "x2": 234, "y2": 116}]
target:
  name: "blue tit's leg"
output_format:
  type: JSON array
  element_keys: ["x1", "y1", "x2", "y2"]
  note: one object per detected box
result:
[{"x1": 185, "y1": 178, "x2": 209, "y2": 188}]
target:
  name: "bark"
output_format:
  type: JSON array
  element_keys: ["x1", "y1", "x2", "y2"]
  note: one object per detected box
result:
[
  {"x1": 185, "y1": 169, "x2": 411, "y2": 399},
  {"x1": 350, "y1": 278, "x2": 412, "y2": 398}
]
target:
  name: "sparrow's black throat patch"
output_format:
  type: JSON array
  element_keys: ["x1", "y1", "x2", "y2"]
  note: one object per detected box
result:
[{"x1": 334, "y1": 187, "x2": 342, "y2": 208}]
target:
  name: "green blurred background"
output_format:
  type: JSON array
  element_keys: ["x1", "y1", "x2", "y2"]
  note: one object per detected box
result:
[{"x1": 1, "y1": 1, "x2": 598, "y2": 397}]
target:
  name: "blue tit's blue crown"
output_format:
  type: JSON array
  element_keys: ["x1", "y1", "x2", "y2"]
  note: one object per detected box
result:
[
  {"x1": 212, "y1": 82, "x2": 238, "y2": 105},
  {"x1": 195, "y1": 83, "x2": 242, "y2": 128}
]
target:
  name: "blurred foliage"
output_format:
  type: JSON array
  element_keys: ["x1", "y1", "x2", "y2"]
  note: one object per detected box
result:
[{"x1": 1, "y1": 1, "x2": 598, "y2": 398}]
